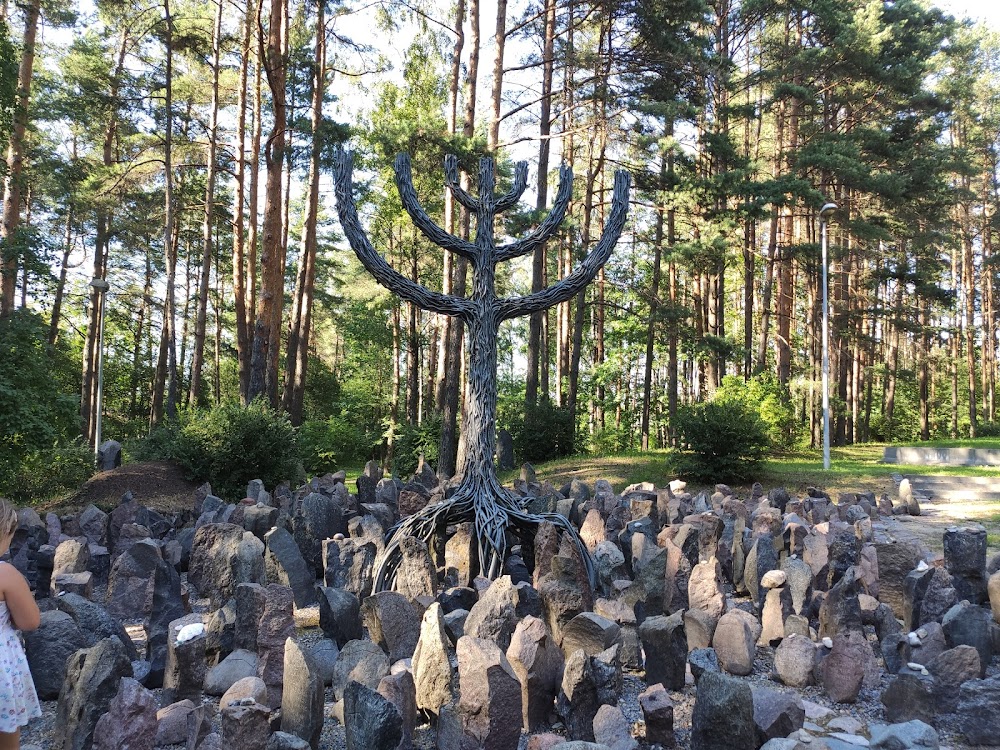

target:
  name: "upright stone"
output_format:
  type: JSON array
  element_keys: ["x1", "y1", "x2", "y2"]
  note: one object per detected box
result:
[
  {"x1": 395, "y1": 535, "x2": 438, "y2": 600},
  {"x1": 377, "y1": 670, "x2": 417, "y2": 750},
  {"x1": 55, "y1": 637, "x2": 133, "y2": 750},
  {"x1": 556, "y1": 649, "x2": 600, "y2": 742},
  {"x1": 257, "y1": 584, "x2": 295, "y2": 708},
  {"x1": 507, "y1": 614, "x2": 564, "y2": 731},
  {"x1": 361, "y1": 590, "x2": 422, "y2": 662},
  {"x1": 106, "y1": 538, "x2": 160, "y2": 619},
  {"x1": 189, "y1": 524, "x2": 266, "y2": 608},
  {"x1": 221, "y1": 701, "x2": 271, "y2": 750},
  {"x1": 23, "y1": 610, "x2": 88, "y2": 699},
  {"x1": 281, "y1": 638, "x2": 324, "y2": 749},
  {"x1": 638, "y1": 612, "x2": 687, "y2": 690},
  {"x1": 318, "y1": 586, "x2": 363, "y2": 647},
  {"x1": 343, "y1": 680, "x2": 403, "y2": 750},
  {"x1": 639, "y1": 683, "x2": 675, "y2": 747},
  {"x1": 457, "y1": 636, "x2": 523, "y2": 750},
  {"x1": 146, "y1": 555, "x2": 187, "y2": 687},
  {"x1": 265, "y1": 527, "x2": 317, "y2": 608},
  {"x1": 162, "y1": 614, "x2": 207, "y2": 706},
  {"x1": 690, "y1": 671, "x2": 756, "y2": 750},
  {"x1": 943, "y1": 525, "x2": 988, "y2": 604},
  {"x1": 712, "y1": 610, "x2": 758, "y2": 677},
  {"x1": 235, "y1": 583, "x2": 268, "y2": 653},
  {"x1": 92, "y1": 678, "x2": 157, "y2": 750},
  {"x1": 412, "y1": 603, "x2": 456, "y2": 718}
]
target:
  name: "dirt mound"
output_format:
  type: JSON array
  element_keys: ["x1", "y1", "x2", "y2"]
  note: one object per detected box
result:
[{"x1": 60, "y1": 460, "x2": 201, "y2": 514}]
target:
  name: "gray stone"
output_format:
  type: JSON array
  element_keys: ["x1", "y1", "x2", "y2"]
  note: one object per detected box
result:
[
  {"x1": 444, "y1": 522, "x2": 479, "y2": 588},
  {"x1": 332, "y1": 639, "x2": 390, "y2": 702},
  {"x1": 205, "y1": 649, "x2": 259, "y2": 696},
  {"x1": 235, "y1": 583, "x2": 267, "y2": 653},
  {"x1": 881, "y1": 667, "x2": 936, "y2": 725},
  {"x1": 457, "y1": 635, "x2": 523, "y2": 750},
  {"x1": 557, "y1": 649, "x2": 600, "y2": 742},
  {"x1": 507, "y1": 614, "x2": 563, "y2": 731},
  {"x1": 162, "y1": 614, "x2": 207, "y2": 706},
  {"x1": 155, "y1": 699, "x2": 196, "y2": 745},
  {"x1": 638, "y1": 683, "x2": 674, "y2": 747},
  {"x1": 257, "y1": 584, "x2": 295, "y2": 708},
  {"x1": 821, "y1": 630, "x2": 868, "y2": 703},
  {"x1": 396, "y1": 535, "x2": 438, "y2": 600},
  {"x1": 941, "y1": 600, "x2": 992, "y2": 676},
  {"x1": 943, "y1": 525, "x2": 988, "y2": 604},
  {"x1": 146, "y1": 554, "x2": 187, "y2": 687},
  {"x1": 91, "y1": 677, "x2": 156, "y2": 750},
  {"x1": 221, "y1": 675, "x2": 269, "y2": 709},
  {"x1": 281, "y1": 638, "x2": 324, "y2": 749},
  {"x1": 412, "y1": 602, "x2": 455, "y2": 718},
  {"x1": 869, "y1": 720, "x2": 940, "y2": 750},
  {"x1": 690, "y1": 671, "x2": 755, "y2": 750},
  {"x1": 751, "y1": 685, "x2": 804, "y2": 745},
  {"x1": 106, "y1": 538, "x2": 160, "y2": 619},
  {"x1": 712, "y1": 609, "x2": 757, "y2": 677},
  {"x1": 23, "y1": 610, "x2": 88, "y2": 699},
  {"x1": 465, "y1": 575, "x2": 542, "y2": 653},
  {"x1": 220, "y1": 701, "x2": 271, "y2": 750},
  {"x1": 688, "y1": 648, "x2": 720, "y2": 684},
  {"x1": 267, "y1": 732, "x2": 312, "y2": 750},
  {"x1": 638, "y1": 612, "x2": 687, "y2": 690},
  {"x1": 592, "y1": 704, "x2": 637, "y2": 750},
  {"x1": 956, "y1": 675, "x2": 1000, "y2": 746},
  {"x1": 306, "y1": 638, "x2": 339, "y2": 686},
  {"x1": 377, "y1": 670, "x2": 417, "y2": 750},
  {"x1": 55, "y1": 637, "x2": 134, "y2": 750},
  {"x1": 926, "y1": 645, "x2": 980, "y2": 712},
  {"x1": 78, "y1": 505, "x2": 108, "y2": 547},
  {"x1": 344, "y1": 680, "x2": 403, "y2": 750},
  {"x1": 773, "y1": 633, "x2": 816, "y2": 688},
  {"x1": 323, "y1": 537, "x2": 376, "y2": 598},
  {"x1": 561, "y1": 612, "x2": 621, "y2": 659},
  {"x1": 56, "y1": 593, "x2": 138, "y2": 660},
  {"x1": 189, "y1": 524, "x2": 265, "y2": 608},
  {"x1": 362, "y1": 590, "x2": 422, "y2": 662},
  {"x1": 317, "y1": 585, "x2": 362, "y2": 647},
  {"x1": 265, "y1": 526, "x2": 317, "y2": 608}
]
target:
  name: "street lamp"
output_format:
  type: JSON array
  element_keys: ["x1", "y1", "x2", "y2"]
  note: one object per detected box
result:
[
  {"x1": 90, "y1": 277, "x2": 111, "y2": 459},
  {"x1": 820, "y1": 202, "x2": 838, "y2": 470}
]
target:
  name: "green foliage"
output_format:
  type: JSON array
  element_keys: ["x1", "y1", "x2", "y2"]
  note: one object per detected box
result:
[
  {"x1": 169, "y1": 401, "x2": 301, "y2": 501},
  {"x1": 590, "y1": 426, "x2": 636, "y2": 456},
  {"x1": 299, "y1": 415, "x2": 372, "y2": 476},
  {"x1": 0, "y1": 311, "x2": 85, "y2": 501},
  {"x1": 667, "y1": 400, "x2": 770, "y2": 482},
  {"x1": 504, "y1": 401, "x2": 576, "y2": 465},
  {"x1": 715, "y1": 374, "x2": 800, "y2": 450},
  {"x1": 0, "y1": 439, "x2": 94, "y2": 504},
  {"x1": 393, "y1": 415, "x2": 441, "y2": 478}
]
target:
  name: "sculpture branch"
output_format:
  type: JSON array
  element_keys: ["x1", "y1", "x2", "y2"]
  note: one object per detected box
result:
[
  {"x1": 394, "y1": 154, "x2": 478, "y2": 262},
  {"x1": 494, "y1": 161, "x2": 529, "y2": 211},
  {"x1": 334, "y1": 151, "x2": 474, "y2": 320},
  {"x1": 443, "y1": 154, "x2": 479, "y2": 211},
  {"x1": 495, "y1": 164, "x2": 574, "y2": 262},
  {"x1": 498, "y1": 170, "x2": 631, "y2": 320}
]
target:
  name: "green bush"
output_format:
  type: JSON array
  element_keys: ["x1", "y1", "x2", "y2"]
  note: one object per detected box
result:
[
  {"x1": 299, "y1": 415, "x2": 372, "y2": 475},
  {"x1": 0, "y1": 439, "x2": 94, "y2": 504},
  {"x1": 171, "y1": 401, "x2": 301, "y2": 501},
  {"x1": 392, "y1": 415, "x2": 441, "y2": 478},
  {"x1": 667, "y1": 400, "x2": 769, "y2": 482},
  {"x1": 507, "y1": 400, "x2": 575, "y2": 464},
  {"x1": 715, "y1": 374, "x2": 799, "y2": 450},
  {"x1": 126, "y1": 424, "x2": 182, "y2": 463}
]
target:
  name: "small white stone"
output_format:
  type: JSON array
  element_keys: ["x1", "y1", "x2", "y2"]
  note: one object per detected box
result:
[
  {"x1": 176, "y1": 622, "x2": 205, "y2": 644},
  {"x1": 917, "y1": 628, "x2": 928, "y2": 639},
  {"x1": 921, "y1": 667, "x2": 929, "y2": 676},
  {"x1": 908, "y1": 632, "x2": 922, "y2": 646},
  {"x1": 822, "y1": 637, "x2": 833, "y2": 649},
  {"x1": 761, "y1": 570, "x2": 787, "y2": 588},
  {"x1": 916, "y1": 560, "x2": 929, "y2": 572},
  {"x1": 907, "y1": 662, "x2": 924, "y2": 671}
]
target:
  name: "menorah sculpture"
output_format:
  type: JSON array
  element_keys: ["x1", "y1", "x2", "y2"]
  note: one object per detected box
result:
[{"x1": 334, "y1": 151, "x2": 630, "y2": 592}]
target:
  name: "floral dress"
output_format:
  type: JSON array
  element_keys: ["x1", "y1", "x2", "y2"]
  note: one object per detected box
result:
[{"x1": 0, "y1": 584, "x2": 41, "y2": 731}]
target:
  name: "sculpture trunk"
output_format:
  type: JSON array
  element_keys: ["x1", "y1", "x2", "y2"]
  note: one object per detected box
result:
[{"x1": 334, "y1": 150, "x2": 630, "y2": 591}]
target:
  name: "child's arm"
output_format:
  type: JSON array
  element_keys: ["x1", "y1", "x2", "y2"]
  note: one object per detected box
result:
[{"x1": 0, "y1": 566, "x2": 39, "y2": 632}]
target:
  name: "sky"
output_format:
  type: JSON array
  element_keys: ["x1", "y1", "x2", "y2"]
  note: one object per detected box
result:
[{"x1": 937, "y1": 0, "x2": 1000, "y2": 28}]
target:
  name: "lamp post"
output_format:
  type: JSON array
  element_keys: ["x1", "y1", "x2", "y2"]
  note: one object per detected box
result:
[
  {"x1": 820, "y1": 202, "x2": 838, "y2": 470},
  {"x1": 90, "y1": 277, "x2": 110, "y2": 458}
]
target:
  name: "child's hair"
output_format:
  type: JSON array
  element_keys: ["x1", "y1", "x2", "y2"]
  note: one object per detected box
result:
[{"x1": 0, "y1": 499, "x2": 18, "y2": 539}]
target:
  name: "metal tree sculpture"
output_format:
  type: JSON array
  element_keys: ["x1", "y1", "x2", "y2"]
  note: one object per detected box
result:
[{"x1": 334, "y1": 151, "x2": 631, "y2": 592}]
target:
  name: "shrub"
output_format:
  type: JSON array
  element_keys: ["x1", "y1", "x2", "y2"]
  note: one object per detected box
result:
[
  {"x1": 393, "y1": 414, "x2": 441, "y2": 478},
  {"x1": 0, "y1": 439, "x2": 94, "y2": 504},
  {"x1": 507, "y1": 400, "x2": 575, "y2": 464},
  {"x1": 299, "y1": 415, "x2": 372, "y2": 476},
  {"x1": 667, "y1": 400, "x2": 769, "y2": 482},
  {"x1": 715, "y1": 374, "x2": 799, "y2": 450},
  {"x1": 172, "y1": 400, "x2": 301, "y2": 501}
]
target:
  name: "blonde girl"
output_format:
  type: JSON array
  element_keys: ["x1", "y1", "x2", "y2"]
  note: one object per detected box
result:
[{"x1": 0, "y1": 500, "x2": 40, "y2": 749}]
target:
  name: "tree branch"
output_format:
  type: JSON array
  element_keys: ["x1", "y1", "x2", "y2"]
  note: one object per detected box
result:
[
  {"x1": 334, "y1": 151, "x2": 474, "y2": 320},
  {"x1": 498, "y1": 170, "x2": 631, "y2": 320},
  {"x1": 495, "y1": 161, "x2": 529, "y2": 211},
  {"x1": 394, "y1": 153, "x2": 478, "y2": 261},
  {"x1": 495, "y1": 163, "x2": 573, "y2": 261},
  {"x1": 444, "y1": 154, "x2": 479, "y2": 211}
]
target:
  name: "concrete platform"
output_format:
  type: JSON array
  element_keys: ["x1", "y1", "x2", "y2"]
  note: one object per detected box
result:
[{"x1": 883, "y1": 446, "x2": 1000, "y2": 467}]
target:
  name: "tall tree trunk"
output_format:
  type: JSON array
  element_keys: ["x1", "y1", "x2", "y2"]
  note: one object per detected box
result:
[
  {"x1": 488, "y1": 0, "x2": 506, "y2": 151},
  {"x1": 640, "y1": 150, "x2": 666, "y2": 450},
  {"x1": 438, "y1": 0, "x2": 479, "y2": 478},
  {"x1": 129, "y1": 251, "x2": 153, "y2": 419},
  {"x1": 248, "y1": 0, "x2": 287, "y2": 405},
  {"x1": 232, "y1": 0, "x2": 254, "y2": 403},
  {"x1": 49, "y1": 206, "x2": 73, "y2": 345},
  {"x1": 0, "y1": 0, "x2": 39, "y2": 316},
  {"x1": 189, "y1": 0, "x2": 223, "y2": 406},
  {"x1": 963, "y1": 207, "x2": 977, "y2": 437},
  {"x1": 525, "y1": 0, "x2": 556, "y2": 408},
  {"x1": 283, "y1": 0, "x2": 325, "y2": 425}
]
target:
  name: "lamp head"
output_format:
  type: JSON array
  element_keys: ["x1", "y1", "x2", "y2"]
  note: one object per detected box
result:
[
  {"x1": 90, "y1": 278, "x2": 110, "y2": 292},
  {"x1": 819, "y1": 202, "x2": 838, "y2": 220}
]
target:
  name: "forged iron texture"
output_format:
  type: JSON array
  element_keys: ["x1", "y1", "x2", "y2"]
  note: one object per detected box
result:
[{"x1": 334, "y1": 150, "x2": 631, "y2": 593}]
